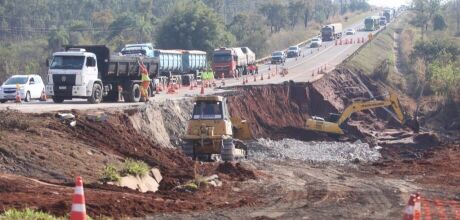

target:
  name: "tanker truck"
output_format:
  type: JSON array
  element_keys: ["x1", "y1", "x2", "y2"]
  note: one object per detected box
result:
[
  {"x1": 212, "y1": 47, "x2": 256, "y2": 78},
  {"x1": 46, "y1": 45, "x2": 159, "y2": 103}
]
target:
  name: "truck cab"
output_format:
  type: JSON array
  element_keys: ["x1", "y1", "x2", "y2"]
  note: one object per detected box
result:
[{"x1": 46, "y1": 48, "x2": 102, "y2": 103}]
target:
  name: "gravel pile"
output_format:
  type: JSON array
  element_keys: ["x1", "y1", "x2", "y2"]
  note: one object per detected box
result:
[{"x1": 249, "y1": 138, "x2": 381, "y2": 164}]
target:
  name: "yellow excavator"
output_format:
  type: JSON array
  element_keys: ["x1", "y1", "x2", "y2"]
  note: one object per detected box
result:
[
  {"x1": 182, "y1": 95, "x2": 252, "y2": 161},
  {"x1": 305, "y1": 92, "x2": 419, "y2": 135}
]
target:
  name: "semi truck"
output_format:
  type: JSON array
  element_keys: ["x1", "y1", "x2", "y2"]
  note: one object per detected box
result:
[
  {"x1": 321, "y1": 23, "x2": 343, "y2": 41},
  {"x1": 121, "y1": 44, "x2": 207, "y2": 85},
  {"x1": 46, "y1": 45, "x2": 159, "y2": 104},
  {"x1": 383, "y1": 9, "x2": 395, "y2": 23},
  {"x1": 364, "y1": 16, "x2": 381, "y2": 31},
  {"x1": 212, "y1": 47, "x2": 256, "y2": 77}
]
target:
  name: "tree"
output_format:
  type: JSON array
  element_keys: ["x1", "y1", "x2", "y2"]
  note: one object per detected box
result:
[
  {"x1": 228, "y1": 13, "x2": 268, "y2": 55},
  {"x1": 287, "y1": 1, "x2": 305, "y2": 28},
  {"x1": 156, "y1": 1, "x2": 234, "y2": 53},
  {"x1": 260, "y1": 2, "x2": 288, "y2": 33},
  {"x1": 432, "y1": 14, "x2": 447, "y2": 31},
  {"x1": 48, "y1": 27, "x2": 69, "y2": 52},
  {"x1": 412, "y1": 0, "x2": 441, "y2": 40}
]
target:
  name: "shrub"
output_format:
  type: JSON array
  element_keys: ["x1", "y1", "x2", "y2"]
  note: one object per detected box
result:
[
  {"x1": 101, "y1": 165, "x2": 121, "y2": 183},
  {"x1": 121, "y1": 159, "x2": 150, "y2": 177}
]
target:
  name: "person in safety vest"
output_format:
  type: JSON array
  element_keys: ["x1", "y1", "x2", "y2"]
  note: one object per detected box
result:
[{"x1": 138, "y1": 59, "x2": 151, "y2": 102}]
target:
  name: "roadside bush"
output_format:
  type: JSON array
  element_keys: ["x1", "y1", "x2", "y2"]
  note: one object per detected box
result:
[
  {"x1": 101, "y1": 165, "x2": 121, "y2": 183},
  {"x1": 121, "y1": 159, "x2": 150, "y2": 177},
  {"x1": 0, "y1": 208, "x2": 61, "y2": 220}
]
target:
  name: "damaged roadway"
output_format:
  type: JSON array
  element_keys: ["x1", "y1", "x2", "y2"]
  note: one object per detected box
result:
[{"x1": 0, "y1": 68, "x2": 459, "y2": 219}]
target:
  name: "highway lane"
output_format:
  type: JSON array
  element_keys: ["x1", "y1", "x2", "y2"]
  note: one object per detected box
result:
[{"x1": 0, "y1": 17, "x2": 384, "y2": 113}]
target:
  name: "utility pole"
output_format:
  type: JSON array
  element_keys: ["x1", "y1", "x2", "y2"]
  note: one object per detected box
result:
[{"x1": 457, "y1": 0, "x2": 460, "y2": 34}]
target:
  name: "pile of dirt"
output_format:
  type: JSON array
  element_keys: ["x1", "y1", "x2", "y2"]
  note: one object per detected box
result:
[{"x1": 216, "y1": 162, "x2": 259, "y2": 181}]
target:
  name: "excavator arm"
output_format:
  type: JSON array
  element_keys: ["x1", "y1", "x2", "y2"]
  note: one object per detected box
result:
[{"x1": 306, "y1": 92, "x2": 418, "y2": 135}]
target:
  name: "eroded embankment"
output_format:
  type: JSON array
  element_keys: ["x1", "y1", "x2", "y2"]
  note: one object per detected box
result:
[{"x1": 227, "y1": 68, "x2": 415, "y2": 142}]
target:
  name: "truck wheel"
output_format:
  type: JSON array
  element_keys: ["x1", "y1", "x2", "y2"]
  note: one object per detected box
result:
[
  {"x1": 0, "y1": 100, "x2": 7, "y2": 103},
  {"x1": 52, "y1": 97, "x2": 64, "y2": 103},
  {"x1": 24, "y1": 92, "x2": 31, "y2": 102},
  {"x1": 88, "y1": 83, "x2": 103, "y2": 104},
  {"x1": 125, "y1": 84, "x2": 141, "y2": 103}
]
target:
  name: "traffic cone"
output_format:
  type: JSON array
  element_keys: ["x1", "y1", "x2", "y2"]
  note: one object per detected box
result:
[
  {"x1": 243, "y1": 77, "x2": 246, "y2": 85},
  {"x1": 70, "y1": 176, "x2": 86, "y2": 220},
  {"x1": 200, "y1": 84, "x2": 205, "y2": 95},
  {"x1": 414, "y1": 193, "x2": 421, "y2": 220},
  {"x1": 335, "y1": 40, "x2": 338, "y2": 46},
  {"x1": 14, "y1": 91, "x2": 21, "y2": 103},
  {"x1": 189, "y1": 81, "x2": 194, "y2": 90},
  {"x1": 268, "y1": 73, "x2": 271, "y2": 79},
  {"x1": 260, "y1": 73, "x2": 264, "y2": 81},
  {"x1": 253, "y1": 75, "x2": 256, "y2": 82},
  {"x1": 362, "y1": 37, "x2": 365, "y2": 43},
  {"x1": 403, "y1": 194, "x2": 416, "y2": 220},
  {"x1": 40, "y1": 88, "x2": 47, "y2": 101},
  {"x1": 339, "y1": 39, "x2": 343, "y2": 45}
]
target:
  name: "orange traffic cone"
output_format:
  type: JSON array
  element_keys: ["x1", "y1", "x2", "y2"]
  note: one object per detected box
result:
[
  {"x1": 414, "y1": 193, "x2": 421, "y2": 220},
  {"x1": 339, "y1": 39, "x2": 343, "y2": 45},
  {"x1": 189, "y1": 82, "x2": 194, "y2": 90},
  {"x1": 268, "y1": 73, "x2": 271, "y2": 79},
  {"x1": 156, "y1": 85, "x2": 161, "y2": 94},
  {"x1": 200, "y1": 84, "x2": 205, "y2": 95},
  {"x1": 335, "y1": 40, "x2": 338, "y2": 46},
  {"x1": 70, "y1": 176, "x2": 86, "y2": 220},
  {"x1": 362, "y1": 37, "x2": 365, "y2": 43},
  {"x1": 39, "y1": 88, "x2": 47, "y2": 101},
  {"x1": 403, "y1": 194, "x2": 416, "y2": 220},
  {"x1": 243, "y1": 77, "x2": 246, "y2": 85},
  {"x1": 260, "y1": 73, "x2": 264, "y2": 81},
  {"x1": 253, "y1": 75, "x2": 256, "y2": 82},
  {"x1": 14, "y1": 91, "x2": 21, "y2": 103},
  {"x1": 167, "y1": 84, "x2": 176, "y2": 94}
]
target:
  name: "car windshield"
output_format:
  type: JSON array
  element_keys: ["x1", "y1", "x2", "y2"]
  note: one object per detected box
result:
[
  {"x1": 272, "y1": 52, "x2": 283, "y2": 56},
  {"x1": 312, "y1": 39, "x2": 319, "y2": 42},
  {"x1": 50, "y1": 56, "x2": 85, "y2": 70},
  {"x1": 4, "y1": 77, "x2": 28, "y2": 85},
  {"x1": 213, "y1": 54, "x2": 232, "y2": 62},
  {"x1": 192, "y1": 101, "x2": 223, "y2": 119},
  {"x1": 288, "y1": 47, "x2": 297, "y2": 50},
  {"x1": 347, "y1": 29, "x2": 353, "y2": 32},
  {"x1": 365, "y1": 19, "x2": 374, "y2": 25}
]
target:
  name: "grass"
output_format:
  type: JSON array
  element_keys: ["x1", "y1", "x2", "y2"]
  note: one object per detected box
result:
[
  {"x1": 121, "y1": 159, "x2": 150, "y2": 177},
  {"x1": 0, "y1": 208, "x2": 62, "y2": 220}
]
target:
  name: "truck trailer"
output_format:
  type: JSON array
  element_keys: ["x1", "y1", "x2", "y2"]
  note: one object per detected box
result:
[
  {"x1": 46, "y1": 45, "x2": 159, "y2": 104},
  {"x1": 364, "y1": 16, "x2": 381, "y2": 31},
  {"x1": 212, "y1": 47, "x2": 256, "y2": 77},
  {"x1": 321, "y1": 23, "x2": 343, "y2": 41}
]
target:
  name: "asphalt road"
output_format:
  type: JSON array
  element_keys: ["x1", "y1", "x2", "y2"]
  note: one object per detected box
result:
[{"x1": 1, "y1": 18, "x2": 383, "y2": 113}]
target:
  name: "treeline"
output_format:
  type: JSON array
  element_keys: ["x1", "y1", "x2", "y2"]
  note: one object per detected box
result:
[
  {"x1": 408, "y1": 0, "x2": 460, "y2": 105},
  {"x1": 0, "y1": 0, "x2": 369, "y2": 81}
]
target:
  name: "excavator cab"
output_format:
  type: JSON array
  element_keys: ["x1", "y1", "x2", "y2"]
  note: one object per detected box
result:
[{"x1": 182, "y1": 95, "x2": 251, "y2": 161}]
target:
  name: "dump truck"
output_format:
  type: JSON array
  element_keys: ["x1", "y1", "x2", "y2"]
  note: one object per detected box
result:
[
  {"x1": 212, "y1": 47, "x2": 256, "y2": 78},
  {"x1": 383, "y1": 9, "x2": 395, "y2": 23},
  {"x1": 46, "y1": 45, "x2": 159, "y2": 103},
  {"x1": 321, "y1": 23, "x2": 343, "y2": 41},
  {"x1": 182, "y1": 95, "x2": 252, "y2": 161},
  {"x1": 121, "y1": 44, "x2": 207, "y2": 85},
  {"x1": 305, "y1": 91, "x2": 419, "y2": 135},
  {"x1": 364, "y1": 16, "x2": 381, "y2": 31}
]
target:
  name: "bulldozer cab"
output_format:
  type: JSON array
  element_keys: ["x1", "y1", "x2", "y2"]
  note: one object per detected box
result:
[{"x1": 192, "y1": 100, "x2": 225, "y2": 120}]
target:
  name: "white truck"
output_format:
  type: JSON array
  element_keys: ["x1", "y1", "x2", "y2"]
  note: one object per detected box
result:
[{"x1": 46, "y1": 45, "x2": 159, "y2": 103}]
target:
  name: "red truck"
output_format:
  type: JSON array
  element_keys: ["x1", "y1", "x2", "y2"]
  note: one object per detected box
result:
[{"x1": 212, "y1": 47, "x2": 256, "y2": 78}]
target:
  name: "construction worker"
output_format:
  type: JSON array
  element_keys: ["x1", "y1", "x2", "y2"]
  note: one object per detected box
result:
[{"x1": 138, "y1": 59, "x2": 151, "y2": 102}]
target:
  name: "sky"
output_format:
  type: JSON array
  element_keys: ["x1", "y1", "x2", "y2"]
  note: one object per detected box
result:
[{"x1": 367, "y1": 0, "x2": 411, "y2": 8}]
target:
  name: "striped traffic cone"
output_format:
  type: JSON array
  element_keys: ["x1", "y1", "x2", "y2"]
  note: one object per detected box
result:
[
  {"x1": 200, "y1": 84, "x2": 205, "y2": 95},
  {"x1": 70, "y1": 176, "x2": 86, "y2": 220},
  {"x1": 403, "y1": 194, "x2": 416, "y2": 220},
  {"x1": 414, "y1": 193, "x2": 421, "y2": 220}
]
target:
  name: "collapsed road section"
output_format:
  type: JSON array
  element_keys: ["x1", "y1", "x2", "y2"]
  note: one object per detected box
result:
[{"x1": 0, "y1": 67, "x2": 457, "y2": 219}]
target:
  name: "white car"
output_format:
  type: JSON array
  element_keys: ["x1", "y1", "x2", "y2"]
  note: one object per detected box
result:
[
  {"x1": 345, "y1": 28, "x2": 356, "y2": 35},
  {"x1": 0, "y1": 75, "x2": 45, "y2": 103},
  {"x1": 310, "y1": 38, "x2": 323, "y2": 48}
]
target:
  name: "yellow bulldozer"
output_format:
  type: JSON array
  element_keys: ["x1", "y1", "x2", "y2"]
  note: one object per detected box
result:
[
  {"x1": 305, "y1": 91, "x2": 420, "y2": 135},
  {"x1": 182, "y1": 95, "x2": 252, "y2": 161}
]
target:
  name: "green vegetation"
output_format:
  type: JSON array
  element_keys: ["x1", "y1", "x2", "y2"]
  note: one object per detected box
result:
[
  {"x1": 101, "y1": 165, "x2": 121, "y2": 182},
  {"x1": 121, "y1": 159, "x2": 150, "y2": 177},
  {"x1": 0, "y1": 208, "x2": 62, "y2": 220}
]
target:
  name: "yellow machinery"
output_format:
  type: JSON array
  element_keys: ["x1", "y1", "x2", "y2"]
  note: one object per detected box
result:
[
  {"x1": 306, "y1": 92, "x2": 419, "y2": 135},
  {"x1": 182, "y1": 95, "x2": 252, "y2": 161}
]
